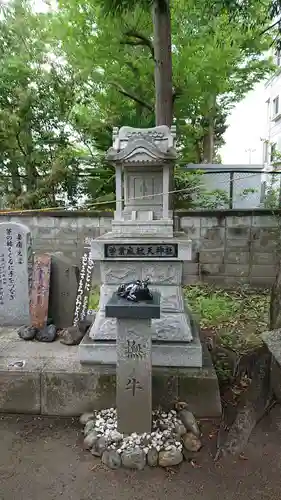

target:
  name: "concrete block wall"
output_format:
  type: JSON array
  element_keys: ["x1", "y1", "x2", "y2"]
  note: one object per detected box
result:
[
  {"x1": 180, "y1": 211, "x2": 279, "y2": 287},
  {"x1": 0, "y1": 209, "x2": 280, "y2": 287}
]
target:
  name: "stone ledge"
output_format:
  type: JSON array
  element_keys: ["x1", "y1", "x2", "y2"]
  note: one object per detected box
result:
[{"x1": 0, "y1": 329, "x2": 221, "y2": 418}]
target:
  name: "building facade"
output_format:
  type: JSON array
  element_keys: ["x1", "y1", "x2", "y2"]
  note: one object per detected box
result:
[{"x1": 264, "y1": 51, "x2": 281, "y2": 165}]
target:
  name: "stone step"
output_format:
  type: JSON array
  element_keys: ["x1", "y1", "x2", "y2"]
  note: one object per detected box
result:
[{"x1": 0, "y1": 328, "x2": 220, "y2": 418}]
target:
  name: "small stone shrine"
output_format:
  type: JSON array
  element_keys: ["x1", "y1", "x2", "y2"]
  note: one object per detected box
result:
[
  {"x1": 79, "y1": 126, "x2": 202, "y2": 368},
  {"x1": 0, "y1": 222, "x2": 33, "y2": 326}
]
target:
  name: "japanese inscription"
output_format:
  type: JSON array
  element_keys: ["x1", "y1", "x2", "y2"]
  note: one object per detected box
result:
[
  {"x1": 6, "y1": 228, "x2": 15, "y2": 300},
  {"x1": 105, "y1": 243, "x2": 178, "y2": 259},
  {"x1": 126, "y1": 375, "x2": 143, "y2": 397},
  {"x1": 125, "y1": 340, "x2": 146, "y2": 359},
  {"x1": 0, "y1": 253, "x2": 6, "y2": 306},
  {"x1": 30, "y1": 254, "x2": 51, "y2": 329},
  {"x1": 0, "y1": 222, "x2": 32, "y2": 326}
]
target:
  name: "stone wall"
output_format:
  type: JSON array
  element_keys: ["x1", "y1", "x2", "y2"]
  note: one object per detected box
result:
[{"x1": 0, "y1": 209, "x2": 279, "y2": 287}]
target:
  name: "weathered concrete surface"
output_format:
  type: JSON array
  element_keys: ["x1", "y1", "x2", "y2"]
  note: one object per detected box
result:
[
  {"x1": 0, "y1": 357, "x2": 42, "y2": 414},
  {"x1": 0, "y1": 328, "x2": 221, "y2": 417},
  {"x1": 2, "y1": 408, "x2": 281, "y2": 500}
]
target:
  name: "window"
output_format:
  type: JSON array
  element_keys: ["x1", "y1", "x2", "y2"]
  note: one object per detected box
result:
[
  {"x1": 273, "y1": 96, "x2": 279, "y2": 116},
  {"x1": 271, "y1": 143, "x2": 277, "y2": 163}
]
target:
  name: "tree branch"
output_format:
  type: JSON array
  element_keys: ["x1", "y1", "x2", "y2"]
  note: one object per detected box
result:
[
  {"x1": 121, "y1": 30, "x2": 154, "y2": 59},
  {"x1": 16, "y1": 131, "x2": 27, "y2": 157},
  {"x1": 260, "y1": 17, "x2": 281, "y2": 36},
  {"x1": 109, "y1": 82, "x2": 153, "y2": 111}
]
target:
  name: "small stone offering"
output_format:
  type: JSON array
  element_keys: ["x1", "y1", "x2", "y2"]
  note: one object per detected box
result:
[
  {"x1": 83, "y1": 430, "x2": 98, "y2": 450},
  {"x1": 17, "y1": 325, "x2": 37, "y2": 341},
  {"x1": 35, "y1": 324, "x2": 57, "y2": 342},
  {"x1": 176, "y1": 403, "x2": 200, "y2": 437},
  {"x1": 147, "y1": 448, "x2": 158, "y2": 467},
  {"x1": 121, "y1": 448, "x2": 146, "y2": 470},
  {"x1": 158, "y1": 447, "x2": 183, "y2": 467},
  {"x1": 84, "y1": 420, "x2": 96, "y2": 436},
  {"x1": 92, "y1": 436, "x2": 108, "y2": 457},
  {"x1": 182, "y1": 432, "x2": 202, "y2": 452},
  {"x1": 79, "y1": 412, "x2": 95, "y2": 426},
  {"x1": 102, "y1": 450, "x2": 121, "y2": 469},
  {"x1": 79, "y1": 408, "x2": 190, "y2": 469},
  {"x1": 60, "y1": 320, "x2": 91, "y2": 346}
]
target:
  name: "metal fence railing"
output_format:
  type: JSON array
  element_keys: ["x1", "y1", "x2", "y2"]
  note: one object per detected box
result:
[{"x1": 183, "y1": 164, "x2": 281, "y2": 209}]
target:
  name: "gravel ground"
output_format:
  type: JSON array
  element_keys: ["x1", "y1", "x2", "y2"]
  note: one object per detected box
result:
[{"x1": 1, "y1": 406, "x2": 281, "y2": 500}]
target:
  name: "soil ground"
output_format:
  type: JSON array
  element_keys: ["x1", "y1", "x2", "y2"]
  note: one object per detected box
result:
[{"x1": 1, "y1": 406, "x2": 281, "y2": 500}]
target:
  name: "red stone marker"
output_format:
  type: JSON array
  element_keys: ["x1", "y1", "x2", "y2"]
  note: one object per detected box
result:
[{"x1": 30, "y1": 254, "x2": 51, "y2": 329}]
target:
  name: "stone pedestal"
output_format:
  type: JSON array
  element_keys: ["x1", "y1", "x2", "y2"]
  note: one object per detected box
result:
[
  {"x1": 80, "y1": 235, "x2": 202, "y2": 367},
  {"x1": 105, "y1": 292, "x2": 160, "y2": 434}
]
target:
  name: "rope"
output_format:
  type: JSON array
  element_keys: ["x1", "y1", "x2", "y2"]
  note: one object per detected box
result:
[{"x1": 0, "y1": 171, "x2": 267, "y2": 214}]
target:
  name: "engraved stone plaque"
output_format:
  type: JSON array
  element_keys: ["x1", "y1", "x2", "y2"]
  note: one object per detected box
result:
[
  {"x1": 0, "y1": 222, "x2": 32, "y2": 326},
  {"x1": 104, "y1": 243, "x2": 178, "y2": 259}
]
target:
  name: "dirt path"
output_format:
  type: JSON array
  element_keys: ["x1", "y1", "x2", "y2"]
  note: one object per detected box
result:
[{"x1": 1, "y1": 407, "x2": 281, "y2": 500}]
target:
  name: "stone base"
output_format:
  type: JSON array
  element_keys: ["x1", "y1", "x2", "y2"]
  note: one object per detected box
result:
[
  {"x1": 0, "y1": 328, "x2": 220, "y2": 417},
  {"x1": 262, "y1": 329, "x2": 281, "y2": 402},
  {"x1": 111, "y1": 219, "x2": 174, "y2": 238},
  {"x1": 79, "y1": 327, "x2": 202, "y2": 367}
]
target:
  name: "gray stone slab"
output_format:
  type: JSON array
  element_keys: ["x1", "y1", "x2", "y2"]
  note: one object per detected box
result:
[
  {"x1": 48, "y1": 253, "x2": 79, "y2": 328},
  {"x1": 90, "y1": 310, "x2": 193, "y2": 342},
  {"x1": 116, "y1": 318, "x2": 152, "y2": 433},
  {"x1": 105, "y1": 292, "x2": 160, "y2": 319},
  {"x1": 0, "y1": 327, "x2": 77, "y2": 361},
  {"x1": 0, "y1": 222, "x2": 32, "y2": 326}
]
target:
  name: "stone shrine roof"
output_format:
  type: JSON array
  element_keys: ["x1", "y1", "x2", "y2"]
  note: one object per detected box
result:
[{"x1": 106, "y1": 126, "x2": 177, "y2": 166}]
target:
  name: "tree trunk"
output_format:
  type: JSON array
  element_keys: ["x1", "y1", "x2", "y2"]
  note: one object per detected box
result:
[
  {"x1": 10, "y1": 161, "x2": 22, "y2": 197},
  {"x1": 152, "y1": 0, "x2": 173, "y2": 127},
  {"x1": 202, "y1": 95, "x2": 216, "y2": 163}
]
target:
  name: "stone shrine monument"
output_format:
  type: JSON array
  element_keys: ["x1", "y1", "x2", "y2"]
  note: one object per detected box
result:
[
  {"x1": 79, "y1": 125, "x2": 202, "y2": 368},
  {"x1": 0, "y1": 222, "x2": 33, "y2": 326}
]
